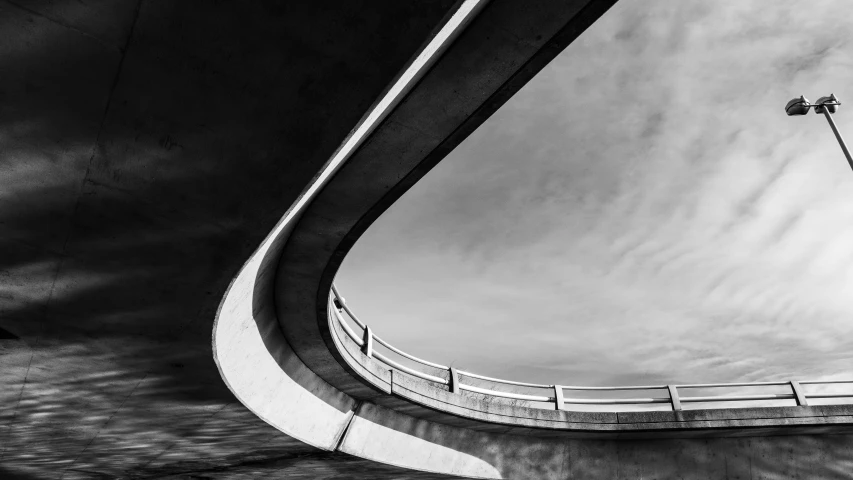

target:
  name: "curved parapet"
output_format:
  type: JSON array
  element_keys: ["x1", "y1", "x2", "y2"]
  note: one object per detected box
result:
[
  {"x1": 214, "y1": 0, "x2": 853, "y2": 477},
  {"x1": 330, "y1": 284, "x2": 853, "y2": 419}
]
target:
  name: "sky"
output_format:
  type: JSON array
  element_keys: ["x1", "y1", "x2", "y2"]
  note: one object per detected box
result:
[{"x1": 336, "y1": 0, "x2": 853, "y2": 388}]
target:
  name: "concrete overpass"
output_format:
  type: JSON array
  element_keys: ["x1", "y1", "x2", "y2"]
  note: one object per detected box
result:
[{"x1": 3, "y1": 0, "x2": 853, "y2": 478}]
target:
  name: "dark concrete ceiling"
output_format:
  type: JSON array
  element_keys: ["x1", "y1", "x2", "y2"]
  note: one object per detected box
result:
[
  {"x1": 0, "y1": 0, "x2": 635, "y2": 476},
  {"x1": 0, "y1": 0, "x2": 464, "y2": 477}
]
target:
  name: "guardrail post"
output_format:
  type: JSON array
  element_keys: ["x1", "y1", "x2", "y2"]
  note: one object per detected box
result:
[
  {"x1": 790, "y1": 381, "x2": 809, "y2": 406},
  {"x1": 449, "y1": 367, "x2": 459, "y2": 394},
  {"x1": 554, "y1": 385, "x2": 565, "y2": 411},
  {"x1": 362, "y1": 326, "x2": 373, "y2": 358},
  {"x1": 667, "y1": 385, "x2": 682, "y2": 411}
]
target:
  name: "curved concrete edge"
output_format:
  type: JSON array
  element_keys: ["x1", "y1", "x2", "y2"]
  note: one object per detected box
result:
[
  {"x1": 211, "y1": 0, "x2": 488, "y2": 453},
  {"x1": 211, "y1": 194, "x2": 508, "y2": 477},
  {"x1": 340, "y1": 403, "x2": 502, "y2": 479},
  {"x1": 207, "y1": 213, "x2": 662, "y2": 479},
  {"x1": 274, "y1": 0, "x2": 624, "y2": 397},
  {"x1": 213, "y1": 213, "x2": 357, "y2": 451}
]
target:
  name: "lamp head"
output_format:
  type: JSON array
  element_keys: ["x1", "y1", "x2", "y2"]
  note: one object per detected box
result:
[
  {"x1": 815, "y1": 94, "x2": 839, "y2": 114},
  {"x1": 785, "y1": 95, "x2": 811, "y2": 116}
]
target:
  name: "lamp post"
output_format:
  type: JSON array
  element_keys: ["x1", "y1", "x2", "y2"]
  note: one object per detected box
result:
[{"x1": 785, "y1": 93, "x2": 853, "y2": 172}]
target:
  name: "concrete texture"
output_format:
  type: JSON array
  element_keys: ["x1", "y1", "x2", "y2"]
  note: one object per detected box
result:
[
  {"x1": 0, "y1": 0, "x2": 465, "y2": 477},
  {"x1": 340, "y1": 402, "x2": 853, "y2": 479}
]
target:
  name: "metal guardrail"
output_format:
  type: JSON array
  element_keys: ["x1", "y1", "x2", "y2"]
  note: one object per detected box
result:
[{"x1": 330, "y1": 284, "x2": 853, "y2": 411}]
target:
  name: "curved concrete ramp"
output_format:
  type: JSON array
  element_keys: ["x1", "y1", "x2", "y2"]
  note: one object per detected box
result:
[
  {"x1": 213, "y1": 124, "x2": 853, "y2": 479},
  {"x1": 214, "y1": 218, "x2": 356, "y2": 452},
  {"x1": 212, "y1": 0, "x2": 853, "y2": 477}
]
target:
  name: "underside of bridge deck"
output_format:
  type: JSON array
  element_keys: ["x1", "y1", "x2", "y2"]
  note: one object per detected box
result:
[{"x1": 0, "y1": 1, "x2": 463, "y2": 477}]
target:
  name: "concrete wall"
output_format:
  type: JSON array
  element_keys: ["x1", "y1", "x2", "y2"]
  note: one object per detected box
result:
[{"x1": 343, "y1": 402, "x2": 853, "y2": 479}]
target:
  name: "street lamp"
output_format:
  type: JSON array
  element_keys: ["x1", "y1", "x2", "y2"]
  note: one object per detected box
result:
[{"x1": 785, "y1": 93, "x2": 853, "y2": 172}]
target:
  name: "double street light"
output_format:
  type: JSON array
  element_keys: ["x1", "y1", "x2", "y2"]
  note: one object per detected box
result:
[{"x1": 785, "y1": 93, "x2": 853, "y2": 172}]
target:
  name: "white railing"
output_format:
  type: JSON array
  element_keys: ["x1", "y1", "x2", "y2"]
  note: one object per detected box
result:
[{"x1": 330, "y1": 284, "x2": 853, "y2": 412}]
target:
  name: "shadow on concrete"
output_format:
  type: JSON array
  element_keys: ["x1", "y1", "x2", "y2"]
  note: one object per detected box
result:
[
  {"x1": 0, "y1": 327, "x2": 20, "y2": 340},
  {"x1": 0, "y1": 0, "x2": 460, "y2": 477},
  {"x1": 250, "y1": 228, "x2": 358, "y2": 415}
]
